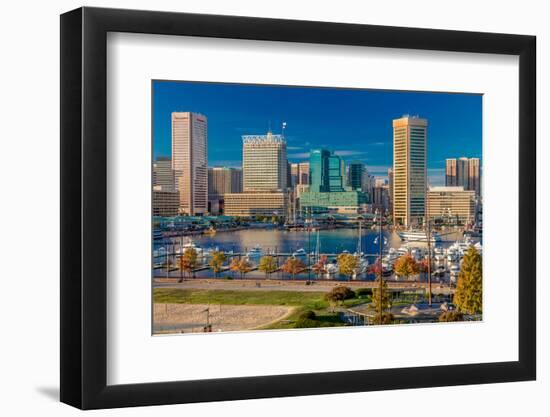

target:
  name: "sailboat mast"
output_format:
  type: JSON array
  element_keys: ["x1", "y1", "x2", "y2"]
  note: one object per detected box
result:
[{"x1": 357, "y1": 219, "x2": 362, "y2": 254}]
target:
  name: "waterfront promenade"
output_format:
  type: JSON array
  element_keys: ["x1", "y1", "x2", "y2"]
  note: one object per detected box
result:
[{"x1": 153, "y1": 277, "x2": 454, "y2": 295}]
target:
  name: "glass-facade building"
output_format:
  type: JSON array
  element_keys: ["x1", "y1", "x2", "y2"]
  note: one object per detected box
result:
[
  {"x1": 347, "y1": 160, "x2": 365, "y2": 190},
  {"x1": 301, "y1": 149, "x2": 366, "y2": 213}
]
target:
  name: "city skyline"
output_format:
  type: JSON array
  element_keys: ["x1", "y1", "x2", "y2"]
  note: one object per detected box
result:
[{"x1": 153, "y1": 80, "x2": 482, "y2": 185}]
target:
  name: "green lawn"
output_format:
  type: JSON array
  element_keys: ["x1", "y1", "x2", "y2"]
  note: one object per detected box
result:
[
  {"x1": 154, "y1": 288, "x2": 371, "y2": 329},
  {"x1": 154, "y1": 288, "x2": 330, "y2": 309}
]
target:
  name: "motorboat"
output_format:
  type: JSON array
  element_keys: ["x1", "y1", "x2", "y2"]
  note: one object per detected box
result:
[
  {"x1": 181, "y1": 239, "x2": 207, "y2": 257},
  {"x1": 450, "y1": 263, "x2": 461, "y2": 280},
  {"x1": 324, "y1": 262, "x2": 338, "y2": 278},
  {"x1": 397, "y1": 230, "x2": 442, "y2": 243},
  {"x1": 292, "y1": 248, "x2": 307, "y2": 257},
  {"x1": 246, "y1": 245, "x2": 263, "y2": 258},
  {"x1": 153, "y1": 246, "x2": 167, "y2": 258}
]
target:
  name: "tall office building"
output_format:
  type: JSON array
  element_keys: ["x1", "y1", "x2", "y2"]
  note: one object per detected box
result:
[
  {"x1": 242, "y1": 132, "x2": 288, "y2": 192},
  {"x1": 301, "y1": 149, "x2": 367, "y2": 214},
  {"x1": 457, "y1": 157, "x2": 469, "y2": 189},
  {"x1": 290, "y1": 162, "x2": 310, "y2": 186},
  {"x1": 388, "y1": 168, "x2": 394, "y2": 211},
  {"x1": 153, "y1": 190, "x2": 180, "y2": 217},
  {"x1": 208, "y1": 167, "x2": 242, "y2": 198},
  {"x1": 445, "y1": 157, "x2": 481, "y2": 197},
  {"x1": 468, "y1": 158, "x2": 481, "y2": 197},
  {"x1": 298, "y1": 162, "x2": 310, "y2": 185},
  {"x1": 309, "y1": 149, "x2": 345, "y2": 192},
  {"x1": 393, "y1": 115, "x2": 427, "y2": 226},
  {"x1": 347, "y1": 161, "x2": 365, "y2": 190},
  {"x1": 372, "y1": 185, "x2": 390, "y2": 213},
  {"x1": 309, "y1": 149, "x2": 330, "y2": 192},
  {"x1": 225, "y1": 131, "x2": 289, "y2": 217},
  {"x1": 445, "y1": 158, "x2": 457, "y2": 186},
  {"x1": 171, "y1": 112, "x2": 208, "y2": 215},
  {"x1": 207, "y1": 167, "x2": 242, "y2": 214},
  {"x1": 153, "y1": 156, "x2": 175, "y2": 192}
]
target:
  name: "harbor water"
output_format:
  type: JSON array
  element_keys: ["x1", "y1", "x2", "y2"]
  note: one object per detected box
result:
[{"x1": 153, "y1": 227, "x2": 476, "y2": 281}]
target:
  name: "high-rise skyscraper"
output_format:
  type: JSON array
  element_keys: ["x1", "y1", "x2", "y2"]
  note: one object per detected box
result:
[
  {"x1": 225, "y1": 131, "x2": 289, "y2": 217},
  {"x1": 208, "y1": 167, "x2": 242, "y2": 198},
  {"x1": 468, "y1": 158, "x2": 481, "y2": 197},
  {"x1": 445, "y1": 157, "x2": 481, "y2": 197},
  {"x1": 171, "y1": 112, "x2": 208, "y2": 215},
  {"x1": 347, "y1": 161, "x2": 365, "y2": 190},
  {"x1": 445, "y1": 159, "x2": 457, "y2": 186},
  {"x1": 309, "y1": 149, "x2": 330, "y2": 192},
  {"x1": 393, "y1": 115, "x2": 427, "y2": 226},
  {"x1": 388, "y1": 167, "x2": 394, "y2": 211},
  {"x1": 456, "y1": 157, "x2": 469, "y2": 189},
  {"x1": 242, "y1": 132, "x2": 288, "y2": 192},
  {"x1": 207, "y1": 167, "x2": 242, "y2": 215},
  {"x1": 153, "y1": 156, "x2": 175, "y2": 192},
  {"x1": 309, "y1": 149, "x2": 345, "y2": 192},
  {"x1": 301, "y1": 149, "x2": 367, "y2": 214},
  {"x1": 290, "y1": 162, "x2": 310, "y2": 186}
]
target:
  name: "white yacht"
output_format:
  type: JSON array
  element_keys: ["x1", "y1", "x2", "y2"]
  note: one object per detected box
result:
[
  {"x1": 246, "y1": 245, "x2": 263, "y2": 258},
  {"x1": 397, "y1": 230, "x2": 442, "y2": 243},
  {"x1": 450, "y1": 263, "x2": 461, "y2": 280},
  {"x1": 292, "y1": 248, "x2": 307, "y2": 257},
  {"x1": 324, "y1": 262, "x2": 338, "y2": 278},
  {"x1": 181, "y1": 239, "x2": 208, "y2": 257}
]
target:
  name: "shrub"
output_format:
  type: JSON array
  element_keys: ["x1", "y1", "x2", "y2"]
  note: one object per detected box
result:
[
  {"x1": 355, "y1": 288, "x2": 372, "y2": 297},
  {"x1": 293, "y1": 318, "x2": 317, "y2": 328},
  {"x1": 298, "y1": 310, "x2": 317, "y2": 320},
  {"x1": 439, "y1": 310, "x2": 464, "y2": 322}
]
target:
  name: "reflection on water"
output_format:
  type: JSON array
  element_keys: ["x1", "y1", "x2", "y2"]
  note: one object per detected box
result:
[
  {"x1": 192, "y1": 228, "x2": 398, "y2": 255},
  {"x1": 154, "y1": 227, "x2": 468, "y2": 281},
  {"x1": 158, "y1": 228, "x2": 465, "y2": 254}
]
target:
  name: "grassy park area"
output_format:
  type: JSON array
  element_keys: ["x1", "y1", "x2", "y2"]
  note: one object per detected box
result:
[{"x1": 153, "y1": 288, "x2": 372, "y2": 330}]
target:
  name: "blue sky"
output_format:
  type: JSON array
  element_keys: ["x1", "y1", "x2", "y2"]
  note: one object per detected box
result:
[{"x1": 153, "y1": 81, "x2": 482, "y2": 185}]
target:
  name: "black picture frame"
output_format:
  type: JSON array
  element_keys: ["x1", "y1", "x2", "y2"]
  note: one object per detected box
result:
[{"x1": 60, "y1": 6, "x2": 536, "y2": 410}]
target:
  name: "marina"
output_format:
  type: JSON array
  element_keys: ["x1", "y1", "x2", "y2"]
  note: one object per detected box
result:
[{"x1": 152, "y1": 225, "x2": 481, "y2": 282}]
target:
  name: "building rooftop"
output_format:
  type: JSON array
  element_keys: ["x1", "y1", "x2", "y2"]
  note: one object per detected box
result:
[
  {"x1": 242, "y1": 132, "x2": 285, "y2": 144},
  {"x1": 429, "y1": 186, "x2": 466, "y2": 192}
]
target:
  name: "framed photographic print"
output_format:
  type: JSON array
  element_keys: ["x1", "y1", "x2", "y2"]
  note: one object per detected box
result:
[{"x1": 60, "y1": 6, "x2": 536, "y2": 410}]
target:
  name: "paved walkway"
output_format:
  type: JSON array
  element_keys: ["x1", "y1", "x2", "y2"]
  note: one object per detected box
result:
[{"x1": 154, "y1": 278, "x2": 453, "y2": 294}]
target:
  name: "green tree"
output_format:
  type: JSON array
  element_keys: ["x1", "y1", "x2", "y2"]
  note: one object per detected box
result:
[
  {"x1": 178, "y1": 248, "x2": 199, "y2": 280},
  {"x1": 281, "y1": 257, "x2": 306, "y2": 279},
  {"x1": 325, "y1": 286, "x2": 355, "y2": 310},
  {"x1": 370, "y1": 276, "x2": 393, "y2": 324},
  {"x1": 258, "y1": 256, "x2": 278, "y2": 278},
  {"x1": 208, "y1": 250, "x2": 227, "y2": 277},
  {"x1": 439, "y1": 310, "x2": 464, "y2": 322},
  {"x1": 394, "y1": 254, "x2": 420, "y2": 280},
  {"x1": 454, "y1": 246, "x2": 483, "y2": 315},
  {"x1": 337, "y1": 253, "x2": 359, "y2": 279}
]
